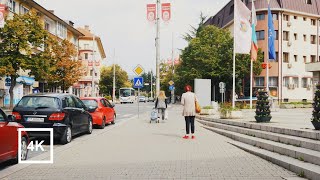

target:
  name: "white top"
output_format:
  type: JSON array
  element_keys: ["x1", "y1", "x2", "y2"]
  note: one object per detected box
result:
[{"x1": 181, "y1": 92, "x2": 198, "y2": 116}]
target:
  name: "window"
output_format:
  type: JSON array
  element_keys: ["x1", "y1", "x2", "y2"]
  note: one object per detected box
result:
[
  {"x1": 294, "y1": 33, "x2": 297, "y2": 40},
  {"x1": 283, "y1": 14, "x2": 289, "y2": 21},
  {"x1": 294, "y1": 55, "x2": 298, "y2": 62},
  {"x1": 275, "y1": 30, "x2": 279, "y2": 40},
  {"x1": 272, "y1": 14, "x2": 278, "y2": 20},
  {"x1": 303, "y1": 17, "x2": 307, "y2": 21},
  {"x1": 283, "y1": 52, "x2": 289, "y2": 63},
  {"x1": 303, "y1": 56, "x2": 307, "y2": 63},
  {"x1": 229, "y1": 5, "x2": 234, "y2": 15},
  {"x1": 90, "y1": 69, "x2": 93, "y2": 76},
  {"x1": 217, "y1": 17, "x2": 221, "y2": 24},
  {"x1": 294, "y1": 16, "x2": 297, "y2": 19},
  {"x1": 293, "y1": 77, "x2": 299, "y2": 88},
  {"x1": 7, "y1": 0, "x2": 16, "y2": 12},
  {"x1": 255, "y1": 77, "x2": 264, "y2": 87},
  {"x1": 311, "y1": 19, "x2": 316, "y2": 26},
  {"x1": 45, "y1": 22, "x2": 50, "y2": 31},
  {"x1": 256, "y1": 30, "x2": 265, "y2": 40},
  {"x1": 283, "y1": 31, "x2": 289, "y2": 41},
  {"x1": 20, "y1": 6, "x2": 29, "y2": 14},
  {"x1": 57, "y1": 22, "x2": 67, "y2": 39},
  {"x1": 84, "y1": 44, "x2": 89, "y2": 49},
  {"x1": 306, "y1": 0, "x2": 312, "y2": 4},
  {"x1": 302, "y1": 78, "x2": 308, "y2": 88},
  {"x1": 257, "y1": 14, "x2": 265, "y2": 20},
  {"x1": 283, "y1": 77, "x2": 289, "y2": 87},
  {"x1": 269, "y1": 77, "x2": 278, "y2": 87},
  {"x1": 311, "y1": 35, "x2": 316, "y2": 44},
  {"x1": 275, "y1": 52, "x2": 279, "y2": 62},
  {"x1": 84, "y1": 53, "x2": 88, "y2": 60},
  {"x1": 303, "y1": 34, "x2": 307, "y2": 41},
  {"x1": 73, "y1": 97, "x2": 85, "y2": 109},
  {"x1": 311, "y1": 55, "x2": 316, "y2": 63},
  {"x1": 100, "y1": 99, "x2": 108, "y2": 107}
]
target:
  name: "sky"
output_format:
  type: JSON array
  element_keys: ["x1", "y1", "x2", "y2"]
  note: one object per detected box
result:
[{"x1": 35, "y1": 0, "x2": 229, "y2": 76}]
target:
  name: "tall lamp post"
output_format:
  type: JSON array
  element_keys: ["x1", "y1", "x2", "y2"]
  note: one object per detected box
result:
[{"x1": 155, "y1": 0, "x2": 161, "y2": 97}]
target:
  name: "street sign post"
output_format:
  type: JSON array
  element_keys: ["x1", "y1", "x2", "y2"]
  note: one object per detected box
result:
[
  {"x1": 219, "y1": 82, "x2": 226, "y2": 103},
  {"x1": 133, "y1": 64, "x2": 144, "y2": 77},
  {"x1": 169, "y1": 85, "x2": 174, "y2": 91},
  {"x1": 168, "y1": 80, "x2": 175, "y2": 103},
  {"x1": 133, "y1": 77, "x2": 144, "y2": 118}
]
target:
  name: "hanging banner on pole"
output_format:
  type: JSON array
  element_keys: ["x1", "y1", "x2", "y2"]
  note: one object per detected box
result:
[
  {"x1": 0, "y1": 4, "x2": 6, "y2": 28},
  {"x1": 146, "y1": 4, "x2": 156, "y2": 22},
  {"x1": 161, "y1": 3, "x2": 171, "y2": 22}
]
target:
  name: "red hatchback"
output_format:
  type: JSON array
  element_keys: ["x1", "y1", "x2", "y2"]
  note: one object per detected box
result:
[
  {"x1": 80, "y1": 97, "x2": 116, "y2": 129},
  {"x1": 0, "y1": 108, "x2": 29, "y2": 164}
]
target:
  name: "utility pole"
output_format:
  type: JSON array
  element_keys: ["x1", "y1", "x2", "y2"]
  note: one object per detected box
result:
[
  {"x1": 91, "y1": 35, "x2": 95, "y2": 97},
  {"x1": 155, "y1": 0, "x2": 161, "y2": 97},
  {"x1": 171, "y1": 32, "x2": 175, "y2": 104},
  {"x1": 113, "y1": 49, "x2": 116, "y2": 103},
  {"x1": 151, "y1": 71, "x2": 153, "y2": 99}
]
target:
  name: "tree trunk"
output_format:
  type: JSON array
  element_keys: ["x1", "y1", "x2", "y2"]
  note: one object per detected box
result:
[{"x1": 9, "y1": 75, "x2": 17, "y2": 109}]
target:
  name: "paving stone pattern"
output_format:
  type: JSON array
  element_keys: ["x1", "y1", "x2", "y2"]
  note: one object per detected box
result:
[{"x1": 2, "y1": 105, "x2": 299, "y2": 180}]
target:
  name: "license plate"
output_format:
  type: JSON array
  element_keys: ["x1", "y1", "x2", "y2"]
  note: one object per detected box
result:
[{"x1": 27, "y1": 118, "x2": 44, "y2": 122}]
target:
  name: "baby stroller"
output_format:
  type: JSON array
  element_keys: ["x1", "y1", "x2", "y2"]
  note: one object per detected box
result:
[{"x1": 150, "y1": 108, "x2": 159, "y2": 123}]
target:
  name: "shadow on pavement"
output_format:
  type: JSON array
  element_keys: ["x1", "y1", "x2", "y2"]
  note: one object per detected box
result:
[{"x1": 152, "y1": 133, "x2": 181, "y2": 138}]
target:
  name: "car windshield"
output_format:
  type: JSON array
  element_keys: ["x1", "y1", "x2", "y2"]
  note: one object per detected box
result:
[
  {"x1": 82, "y1": 99, "x2": 98, "y2": 108},
  {"x1": 17, "y1": 96, "x2": 60, "y2": 109}
]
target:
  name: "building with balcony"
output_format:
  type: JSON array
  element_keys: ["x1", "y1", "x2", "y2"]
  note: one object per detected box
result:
[
  {"x1": 205, "y1": 0, "x2": 320, "y2": 102},
  {"x1": 75, "y1": 25, "x2": 106, "y2": 97},
  {"x1": 0, "y1": 0, "x2": 83, "y2": 107}
]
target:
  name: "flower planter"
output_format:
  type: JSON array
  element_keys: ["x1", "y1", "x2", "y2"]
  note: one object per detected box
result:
[
  {"x1": 255, "y1": 116, "x2": 272, "y2": 123},
  {"x1": 311, "y1": 121, "x2": 320, "y2": 130},
  {"x1": 295, "y1": 104, "x2": 304, "y2": 108},
  {"x1": 220, "y1": 110, "x2": 243, "y2": 119},
  {"x1": 200, "y1": 109, "x2": 217, "y2": 115},
  {"x1": 304, "y1": 104, "x2": 313, "y2": 108}
]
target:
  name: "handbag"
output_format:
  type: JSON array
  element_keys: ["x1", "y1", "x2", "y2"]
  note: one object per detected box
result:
[{"x1": 195, "y1": 101, "x2": 201, "y2": 113}]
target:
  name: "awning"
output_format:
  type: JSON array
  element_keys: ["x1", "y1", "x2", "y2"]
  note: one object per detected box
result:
[{"x1": 16, "y1": 76, "x2": 35, "y2": 86}]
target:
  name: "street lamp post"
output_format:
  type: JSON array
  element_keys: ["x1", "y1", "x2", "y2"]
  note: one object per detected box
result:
[{"x1": 155, "y1": 0, "x2": 161, "y2": 97}]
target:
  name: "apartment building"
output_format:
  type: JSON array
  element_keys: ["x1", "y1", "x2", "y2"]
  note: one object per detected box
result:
[
  {"x1": 75, "y1": 26, "x2": 106, "y2": 97},
  {"x1": 205, "y1": 0, "x2": 320, "y2": 102},
  {"x1": 0, "y1": 0, "x2": 83, "y2": 106}
]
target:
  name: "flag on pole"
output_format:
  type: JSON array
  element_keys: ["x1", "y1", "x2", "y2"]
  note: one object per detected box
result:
[
  {"x1": 268, "y1": 4, "x2": 276, "y2": 60},
  {"x1": 147, "y1": 4, "x2": 156, "y2": 22},
  {"x1": 251, "y1": 1, "x2": 258, "y2": 61},
  {"x1": 234, "y1": 0, "x2": 252, "y2": 54}
]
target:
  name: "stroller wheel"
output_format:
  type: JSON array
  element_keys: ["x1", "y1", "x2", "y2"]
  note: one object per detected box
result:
[{"x1": 150, "y1": 121, "x2": 151, "y2": 123}]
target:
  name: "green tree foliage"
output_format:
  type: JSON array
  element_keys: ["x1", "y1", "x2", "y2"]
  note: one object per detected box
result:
[
  {"x1": 175, "y1": 25, "x2": 262, "y2": 100},
  {"x1": 99, "y1": 64, "x2": 131, "y2": 97},
  {"x1": 0, "y1": 11, "x2": 48, "y2": 108},
  {"x1": 140, "y1": 71, "x2": 155, "y2": 96}
]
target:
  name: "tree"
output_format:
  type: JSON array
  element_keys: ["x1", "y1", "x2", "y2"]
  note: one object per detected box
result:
[
  {"x1": 0, "y1": 11, "x2": 48, "y2": 108},
  {"x1": 175, "y1": 25, "x2": 262, "y2": 101},
  {"x1": 140, "y1": 71, "x2": 155, "y2": 96},
  {"x1": 183, "y1": 13, "x2": 207, "y2": 42},
  {"x1": 99, "y1": 64, "x2": 131, "y2": 97}
]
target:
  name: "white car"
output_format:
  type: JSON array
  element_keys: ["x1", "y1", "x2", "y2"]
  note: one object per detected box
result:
[{"x1": 138, "y1": 96, "x2": 146, "y2": 103}]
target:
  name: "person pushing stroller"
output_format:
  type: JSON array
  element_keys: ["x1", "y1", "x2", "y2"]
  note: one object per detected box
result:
[{"x1": 155, "y1": 91, "x2": 168, "y2": 121}]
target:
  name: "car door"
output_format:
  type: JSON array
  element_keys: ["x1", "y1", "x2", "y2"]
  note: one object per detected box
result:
[
  {"x1": 103, "y1": 99, "x2": 114, "y2": 122},
  {"x1": 62, "y1": 96, "x2": 80, "y2": 135},
  {"x1": 72, "y1": 96, "x2": 89, "y2": 132},
  {"x1": 0, "y1": 110, "x2": 15, "y2": 162}
]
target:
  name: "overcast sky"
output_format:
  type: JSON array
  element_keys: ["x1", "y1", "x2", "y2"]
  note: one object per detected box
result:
[{"x1": 35, "y1": 0, "x2": 229, "y2": 76}]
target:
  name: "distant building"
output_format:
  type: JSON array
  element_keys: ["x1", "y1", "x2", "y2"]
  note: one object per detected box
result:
[
  {"x1": 0, "y1": 0, "x2": 83, "y2": 107},
  {"x1": 76, "y1": 26, "x2": 106, "y2": 97},
  {"x1": 205, "y1": 0, "x2": 320, "y2": 102}
]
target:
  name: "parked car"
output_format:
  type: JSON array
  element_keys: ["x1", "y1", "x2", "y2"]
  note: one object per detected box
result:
[
  {"x1": 80, "y1": 97, "x2": 116, "y2": 129},
  {"x1": 148, "y1": 97, "x2": 155, "y2": 102},
  {"x1": 12, "y1": 93, "x2": 93, "y2": 144},
  {"x1": 0, "y1": 108, "x2": 29, "y2": 164},
  {"x1": 139, "y1": 96, "x2": 146, "y2": 103}
]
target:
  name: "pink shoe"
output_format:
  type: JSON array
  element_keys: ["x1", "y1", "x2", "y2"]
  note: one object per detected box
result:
[
  {"x1": 191, "y1": 135, "x2": 195, "y2": 139},
  {"x1": 183, "y1": 135, "x2": 189, "y2": 139}
]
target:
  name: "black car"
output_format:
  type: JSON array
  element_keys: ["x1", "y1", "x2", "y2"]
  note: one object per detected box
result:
[{"x1": 12, "y1": 93, "x2": 93, "y2": 144}]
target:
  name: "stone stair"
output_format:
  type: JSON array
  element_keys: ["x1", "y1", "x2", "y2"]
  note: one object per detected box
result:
[{"x1": 197, "y1": 116, "x2": 320, "y2": 180}]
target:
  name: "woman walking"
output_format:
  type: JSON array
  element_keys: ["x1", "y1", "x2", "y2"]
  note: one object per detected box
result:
[
  {"x1": 155, "y1": 91, "x2": 168, "y2": 121},
  {"x1": 181, "y1": 85, "x2": 198, "y2": 139}
]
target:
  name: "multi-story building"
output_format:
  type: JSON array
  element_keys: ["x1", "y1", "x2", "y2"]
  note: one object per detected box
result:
[
  {"x1": 0, "y1": 0, "x2": 83, "y2": 106},
  {"x1": 75, "y1": 25, "x2": 106, "y2": 97},
  {"x1": 205, "y1": 0, "x2": 320, "y2": 102}
]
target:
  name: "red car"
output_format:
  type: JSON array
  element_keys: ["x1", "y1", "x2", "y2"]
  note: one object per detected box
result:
[
  {"x1": 80, "y1": 97, "x2": 116, "y2": 129},
  {"x1": 0, "y1": 108, "x2": 29, "y2": 164}
]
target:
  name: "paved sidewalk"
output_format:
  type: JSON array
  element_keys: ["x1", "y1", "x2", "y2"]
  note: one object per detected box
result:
[{"x1": 1, "y1": 105, "x2": 300, "y2": 180}]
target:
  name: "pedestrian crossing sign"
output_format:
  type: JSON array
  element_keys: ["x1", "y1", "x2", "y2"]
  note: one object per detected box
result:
[{"x1": 133, "y1": 77, "x2": 144, "y2": 88}]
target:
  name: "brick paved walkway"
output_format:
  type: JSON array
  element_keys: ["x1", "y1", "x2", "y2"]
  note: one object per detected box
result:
[{"x1": 1, "y1": 105, "x2": 300, "y2": 180}]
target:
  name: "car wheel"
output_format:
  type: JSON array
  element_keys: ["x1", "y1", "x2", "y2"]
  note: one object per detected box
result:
[
  {"x1": 99, "y1": 117, "x2": 106, "y2": 129},
  {"x1": 60, "y1": 125, "x2": 72, "y2": 145},
  {"x1": 12, "y1": 136, "x2": 28, "y2": 164},
  {"x1": 111, "y1": 114, "x2": 116, "y2": 124},
  {"x1": 87, "y1": 117, "x2": 93, "y2": 134}
]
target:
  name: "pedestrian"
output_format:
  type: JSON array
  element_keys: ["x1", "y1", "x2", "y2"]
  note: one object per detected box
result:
[
  {"x1": 155, "y1": 91, "x2": 168, "y2": 121},
  {"x1": 181, "y1": 85, "x2": 198, "y2": 139}
]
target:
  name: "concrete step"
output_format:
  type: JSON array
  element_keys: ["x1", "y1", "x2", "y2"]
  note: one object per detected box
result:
[
  {"x1": 229, "y1": 140, "x2": 320, "y2": 180},
  {"x1": 196, "y1": 115, "x2": 320, "y2": 140},
  {"x1": 201, "y1": 124, "x2": 320, "y2": 167},
  {"x1": 198, "y1": 119, "x2": 320, "y2": 152}
]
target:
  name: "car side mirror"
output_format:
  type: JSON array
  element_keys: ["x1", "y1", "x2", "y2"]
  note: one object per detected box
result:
[
  {"x1": 111, "y1": 103, "x2": 115, "y2": 108},
  {"x1": 7, "y1": 115, "x2": 16, "y2": 122},
  {"x1": 87, "y1": 106, "x2": 97, "y2": 113}
]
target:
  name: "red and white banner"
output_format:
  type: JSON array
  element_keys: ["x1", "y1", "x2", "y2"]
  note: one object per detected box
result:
[
  {"x1": 146, "y1": 4, "x2": 156, "y2": 22},
  {"x1": 174, "y1": 57, "x2": 180, "y2": 65},
  {"x1": 167, "y1": 59, "x2": 172, "y2": 65},
  {"x1": 161, "y1": 3, "x2": 171, "y2": 22},
  {"x1": 0, "y1": 4, "x2": 6, "y2": 28}
]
